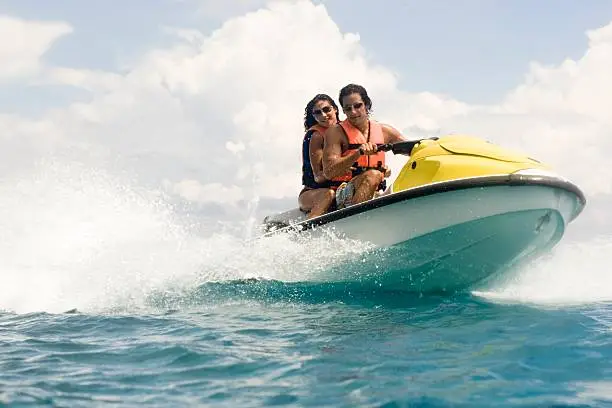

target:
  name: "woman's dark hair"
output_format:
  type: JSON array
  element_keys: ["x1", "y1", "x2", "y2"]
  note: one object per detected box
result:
[
  {"x1": 338, "y1": 83, "x2": 372, "y2": 113},
  {"x1": 303, "y1": 94, "x2": 340, "y2": 130}
]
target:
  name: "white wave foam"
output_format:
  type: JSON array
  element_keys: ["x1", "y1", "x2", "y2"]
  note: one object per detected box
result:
[
  {"x1": 5, "y1": 158, "x2": 607, "y2": 313},
  {"x1": 0, "y1": 160, "x2": 367, "y2": 314},
  {"x1": 474, "y1": 235, "x2": 612, "y2": 306}
]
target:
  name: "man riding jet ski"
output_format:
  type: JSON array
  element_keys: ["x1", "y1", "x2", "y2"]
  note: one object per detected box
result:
[{"x1": 322, "y1": 83, "x2": 407, "y2": 210}]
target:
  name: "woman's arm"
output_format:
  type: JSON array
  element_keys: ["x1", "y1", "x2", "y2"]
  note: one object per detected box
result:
[{"x1": 309, "y1": 131, "x2": 327, "y2": 184}]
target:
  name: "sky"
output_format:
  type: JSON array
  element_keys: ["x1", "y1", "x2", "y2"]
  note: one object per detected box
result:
[{"x1": 0, "y1": 0, "x2": 611, "y2": 237}]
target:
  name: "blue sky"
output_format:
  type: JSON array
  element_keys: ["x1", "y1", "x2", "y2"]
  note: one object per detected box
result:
[
  {"x1": 1, "y1": 0, "x2": 611, "y2": 104},
  {"x1": 320, "y1": 0, "x2": 612, "y2": 102}
]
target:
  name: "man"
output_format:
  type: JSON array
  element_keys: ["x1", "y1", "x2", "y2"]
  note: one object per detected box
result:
[{"x1": 322, "y1": 83, "x2": 406, "y2": 208}]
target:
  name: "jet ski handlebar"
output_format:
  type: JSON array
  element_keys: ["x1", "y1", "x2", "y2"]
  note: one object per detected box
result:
[{"x1": 348, "y1": 137, "x2": 438, "y2": 155}]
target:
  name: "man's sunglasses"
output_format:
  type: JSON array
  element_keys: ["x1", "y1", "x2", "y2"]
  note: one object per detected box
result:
[{"x1": 342, "y1": 102, "x2": 364, "y2": 112}]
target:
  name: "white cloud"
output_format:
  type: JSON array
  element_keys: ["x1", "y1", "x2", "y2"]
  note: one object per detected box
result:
[
  {"x1": 6, "y1": 0, "x2": 412, "y2": 202},
  {"x1": 0, "y1": 2, "x2": 611, "y2": 230},
  {"x1": 502, "y1": 23, "x2": 612, "y2": 124},
  {"x1": 0, "y1": 15, "x2": 72, "y2": 81},
  {"x1": 226, "y1": 140, "x2": 246, "y2": 155},
  {"x1": 436, "y1": 21, "x2": 612, "y2": 196},
  {"x1": 164, "y1": 179, "x2": 244, "y2": 204}
]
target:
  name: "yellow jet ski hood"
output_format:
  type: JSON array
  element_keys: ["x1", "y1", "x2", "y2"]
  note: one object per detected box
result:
[
  {"x1": 392, "y1": 135, "x2": 549, "y2": 192},
  {"x1": 437, "y1": 136, "x2": 540, "y2": 163}
]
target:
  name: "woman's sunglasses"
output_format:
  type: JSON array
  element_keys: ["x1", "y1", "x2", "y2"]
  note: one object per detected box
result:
[{"x1": 313, "y1": 106, "x2": 333, "y2": 116}]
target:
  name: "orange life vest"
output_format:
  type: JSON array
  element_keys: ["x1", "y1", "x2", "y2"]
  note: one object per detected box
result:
[
  {"x1": 332, "y1": 119, "x2": 386, "y2": 182},
  {"x1": 308, "y1": 124, "x2": 327, "y2": 136}
]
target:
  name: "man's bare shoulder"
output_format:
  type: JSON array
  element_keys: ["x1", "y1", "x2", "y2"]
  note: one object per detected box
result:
[{"x1": 380, "y1": 123, "x2": 406, "y2": 143}]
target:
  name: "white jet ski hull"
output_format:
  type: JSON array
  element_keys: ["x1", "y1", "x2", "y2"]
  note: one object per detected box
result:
[{"x1": 262, "y1": 173, "x2": 585, "y2": 293}]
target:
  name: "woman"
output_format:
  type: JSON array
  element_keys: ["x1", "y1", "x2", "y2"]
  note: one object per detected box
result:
[{"x1": 299, "y1": 94, "x2": 341, "y2": 218}]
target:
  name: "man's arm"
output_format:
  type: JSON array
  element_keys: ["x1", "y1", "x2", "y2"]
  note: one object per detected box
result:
[
  {"x1": 380, "y1": 124, "x2": 407, "y2": 179},
  {"x1": 322, "y1": 125, "x2": 361, "y2": 180},
  {"x1": 382, "y1": 124, "x2": 407, "y2": 143}
]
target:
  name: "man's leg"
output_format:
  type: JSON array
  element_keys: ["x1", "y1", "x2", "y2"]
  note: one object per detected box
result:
[{"x1": 348, "y1": 169, "x2": 384, "y2": 205}]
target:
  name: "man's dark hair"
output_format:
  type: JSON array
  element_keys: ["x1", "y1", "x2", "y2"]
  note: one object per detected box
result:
[{"x1": 338, "y1": 83, "x2": 372, "y2": 112}]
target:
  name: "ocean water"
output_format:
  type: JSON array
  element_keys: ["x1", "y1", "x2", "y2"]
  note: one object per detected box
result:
[{"x1": 2, "y1": 163, "x2": 612, "y2": 407}]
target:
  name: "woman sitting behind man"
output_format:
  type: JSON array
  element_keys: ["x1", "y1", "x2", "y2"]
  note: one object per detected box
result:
[{"x1": 298, "y1": 94, "x2": 341, "y2": 218}]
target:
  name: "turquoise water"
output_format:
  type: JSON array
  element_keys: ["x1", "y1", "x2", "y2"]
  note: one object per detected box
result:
[
  {"x1": 1, "y1": 167, "x2": 611, "y2": 407},
  {"x1": 2, "y1": 280, "x2": 612, "y2": 407}
]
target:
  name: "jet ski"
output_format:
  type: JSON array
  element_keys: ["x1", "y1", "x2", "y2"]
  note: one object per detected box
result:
[{"x1": 261, "y1": 135, "x2": 586, "y2": 293}]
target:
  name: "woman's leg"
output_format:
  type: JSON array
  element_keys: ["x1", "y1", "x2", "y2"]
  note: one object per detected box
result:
[{"x1": 299, "y1": 188, "x2": 336, "y2": 218}]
